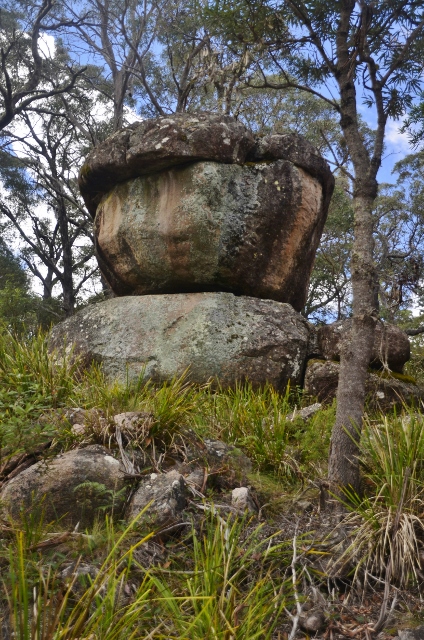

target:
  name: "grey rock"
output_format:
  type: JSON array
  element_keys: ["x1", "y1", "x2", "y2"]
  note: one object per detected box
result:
[
  {"x1": 296, "y1": 499, "x2": 314, "y2": 512},
  {"x1": 185, "y1": 468, "x2": 205, "y2": 492},
  {"x1": 299, "y1": 607, "x2": 326, "y2": 632},
  {"x1": 231, "y1": 487, "x2": 257, "y2": 513},
  {"x1": 95, "y1": 158, "x2": 328, "y2": 311},
  {"x1": 127, "y1": 469, "x2": 187, "y2": 527},
  {"x1": 113, "y1": 412, "x2": 154, "y2": 438},
  {"x1": 398, "y1": 627, "x2": 424, "y2": 640},
  {"x1": 0, "y1": 445, "x2": 126, "y2": 527},
  {"x1": 79, "y1": 113, "x2": 256, "y2": 217},
  {"x1": 287, "y1": 402, "x2": 322, "y2": 422},
  {"x1": 64, "y1": 407, "x2": 104, "y2": 425},
  {"x1": 180, "y1": 437, "x2": 253, "y2": 490},
  {"x1": 49, "y1": 292, "x2": 313, "y2": 391},
  {"x1": 304, "y1": 360, "x2": 424, "y2": 410},
  {"x1": 248, "y1": 132, "x2": 334, "y2": 216},
  {"x1": 316, "y1": 319, "x2": 410, "y2": 373}
]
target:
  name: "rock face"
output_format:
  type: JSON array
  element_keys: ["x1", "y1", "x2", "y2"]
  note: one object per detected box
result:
[
  {"x1": 49, "y1": 292, "x2": 313, "y2": 390},
  {"x1": 304, "y1": 360, "x2": 424, "y2": 411},
  {"x1": 95, "y1": 159, "x2": 324, "y2": 310},
  {"x1": 316, "y1": 319, "x2": 410, "y2": 373},
  {"x1": 50, "y1": 113, "x2": 334, "y2": 395},
  {"x1": 0, "y1": 446, "x2": 126, "y2": 527}
]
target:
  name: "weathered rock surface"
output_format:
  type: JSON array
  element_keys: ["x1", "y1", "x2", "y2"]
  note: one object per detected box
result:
[
  {"x1": 231, "y1": 487, "x2": 257, "y2": 514},
  {"x1": 79, "y1": 113, "x2": 256, "y2": 217},
  {"x1": 0, "y1": 446, "x2": 126, "y2": 527},
  {"x1": 127, "y1": 469, "x2": 188, "y2": 528},
  {"x1": 396, "y1": 627, "x2": 424, "y2": 640},
  {"x1": 95, "y1": 159, "x2": 325, "y2": 310},
  {"x1": 49, "y1": 293, "x2": 313, "y2": 391},
  {"x1": 299, "y1": 607, "x2": 327, "y2": 633},
  {"x1": 249, "y1": 132, "x2": 334, "y2": 215},
  {"x1": 316, "y1": 319, "x2": 410, "y2": 373},
  {"x1": 304, "y1": 360, "x2": 424, "y2": 410},
  {"x1": 286, "y1": 402, "x2": 322, "y2": 422}
]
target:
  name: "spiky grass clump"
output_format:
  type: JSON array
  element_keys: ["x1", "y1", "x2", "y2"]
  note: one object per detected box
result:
[
  {"x1": 2, "y1": 511, "x2": 291, "y2": 639},
  {"x1": 0, "y1": 329, "x2": 81, "y2": 453},
  {"x1": 192, "y1": 383, "x2": 334, "y2": 482},
  {"x1": 2, "y1": 514, "x2": 159, "y2": 640},
  {"x1": 331, "y1": 412, "x2": 424, "y2": 587},
  {"x1": 147, "y1": 510, "x2": 290, "y2": 639}
]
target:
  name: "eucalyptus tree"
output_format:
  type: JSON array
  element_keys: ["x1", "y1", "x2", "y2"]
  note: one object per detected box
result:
[
  {"x1": 63, "y1": 0, "x2": 163, "y2": 130},
  {"x1": 0, "y1": 0, "x2": 85, "y2": 131},
  {"x1": 0, "y1": 82, "x2": 104, "y2": 317},
  {"x1": 289, "y1": 0, "x2": 423, "y2": 495}
]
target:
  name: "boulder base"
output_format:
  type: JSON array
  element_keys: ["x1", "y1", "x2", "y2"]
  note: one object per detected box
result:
[
  {"x1": 304, "y1": 360, "x2": 424, "y2": 411},
  {"x1": 95, "y1": 160, "x2": 324, "y2": 311},
  {"x1": 316, "y1": 320, "x2": 410, "y2": 373},
  {"x1": 49, "y1": 293, "x2": 313, "y2": 391}
]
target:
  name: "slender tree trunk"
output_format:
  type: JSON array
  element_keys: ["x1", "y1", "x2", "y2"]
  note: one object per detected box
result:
[
  {"x1": 328, "y1": 192, "x2": 377, "y2": 494},
  {"x1": 56, "y1": 197, "x2": 75, "y2": 317}
]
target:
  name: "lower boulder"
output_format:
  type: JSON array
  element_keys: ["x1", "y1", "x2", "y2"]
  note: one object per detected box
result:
[
  {"x1": 49, "y1": 292, "x2": 313, "y2": 391},
  {"x1": 0, "y1": 445, "x2": 126, "y2": 527},
  {"x1": 304, "y1": 360, "x2": 424, "y2": 411}
]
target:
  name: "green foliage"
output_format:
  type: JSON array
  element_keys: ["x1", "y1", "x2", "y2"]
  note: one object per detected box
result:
[
  {"x1": 192, "y1": 382, "x2": 334, "y2": 482},
  {"x1": 151, "y1": 511, "x2": 290, "y2": 638},
  {"x1": 0, "y1": 329, "x2": 80, "y2": 453},
  {"x1": 73, "y1": 481, "x2": 127, "y2": 515},
  {"x1": 2, "y1": 514, "x2": 157, "y2": 640},
  {"x1": 1, "y1": 510, "x2": 291, "y2": 639}
]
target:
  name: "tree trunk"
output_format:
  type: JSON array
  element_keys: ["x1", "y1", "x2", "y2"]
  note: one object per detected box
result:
[
  {"x1": 328, "y1": 193, "x2": 377, "y2": 494},
  {"x1": 56, "y1": 197, "x2": 75, "y2": 318}
]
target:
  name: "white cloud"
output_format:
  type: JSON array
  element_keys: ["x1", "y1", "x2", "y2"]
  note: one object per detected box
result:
[
  {"x1": 39, "y1": 33, "x2": 56, "y2": 59},
  {"x1": 385, "y1": 117, "x2": 411, "y2": 154}
]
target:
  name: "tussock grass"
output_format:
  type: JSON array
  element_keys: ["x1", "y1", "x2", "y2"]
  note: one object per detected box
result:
[
  {"x1": 0, "y1": 327, "x2": 333, "y2": 482},
  {"x1": 332, "y1": 412, "x2": 424, "y2": 587},
  {"x1": 0, "y1": 330, "x2": 81, "y2": 454},
  {"x1": 192, "y1": 383, "x2": 334, "y2": 482},
  {"x1": 1, "y1": 511, "x2": 290, "y2": 639}
]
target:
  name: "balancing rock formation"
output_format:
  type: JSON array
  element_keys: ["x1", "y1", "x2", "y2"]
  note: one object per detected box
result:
[
  {"x1": 79, "y1": 113, "x2": 334, "y2": 311},
  {"x1": 52, "y1": 112, "x2": 336, "y2": 390}
]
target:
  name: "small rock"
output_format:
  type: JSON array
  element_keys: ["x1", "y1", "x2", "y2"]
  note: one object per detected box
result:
[
  {"x1": 113, "y1": 412, "x2": 154, "y2": 429},
  {"x1": 316, "y1": 319, "x2": 410, "y2": 373},
  {"x1": 296, "y1": 500, "x2": 314, "y2": 513},
  {"x1": 398, "y1": 627, "x2": 424, "y2": 640},
  {"x1": 287, "y1": 403, "x2": 322, "y2": 422},
  {"x1": 231, "y1": 487, "x2": 257, "y2": 514},
  {"x1": 65, "y1": 407, "x2": 104, "y2": 425},
  {"x1": 185, "y1": 468, "x2": 205, "y2": 492},
  {"x1": 203, "y1": 439, "x2": 253, "y2": 489},
  {"x1": 71, "y1": 423, "x2": 87, "y2": 436},
  {"x1": 299, "y1": 607, "x2": 326, "y2": 632},
  {"x1": 127, "y1": 469, "x2": 187, "y2": 528},
  {"x1": 304, "y1": 360, "x2": 424, "y2": 410}
]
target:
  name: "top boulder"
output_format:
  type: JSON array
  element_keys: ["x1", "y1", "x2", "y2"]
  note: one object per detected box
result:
[
  {"x1": 79, "y1": 113, "x2": 256, "y2": 217},
  {"x1": 79, "y1": 113, "x2": 333, "y2": 218}
]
